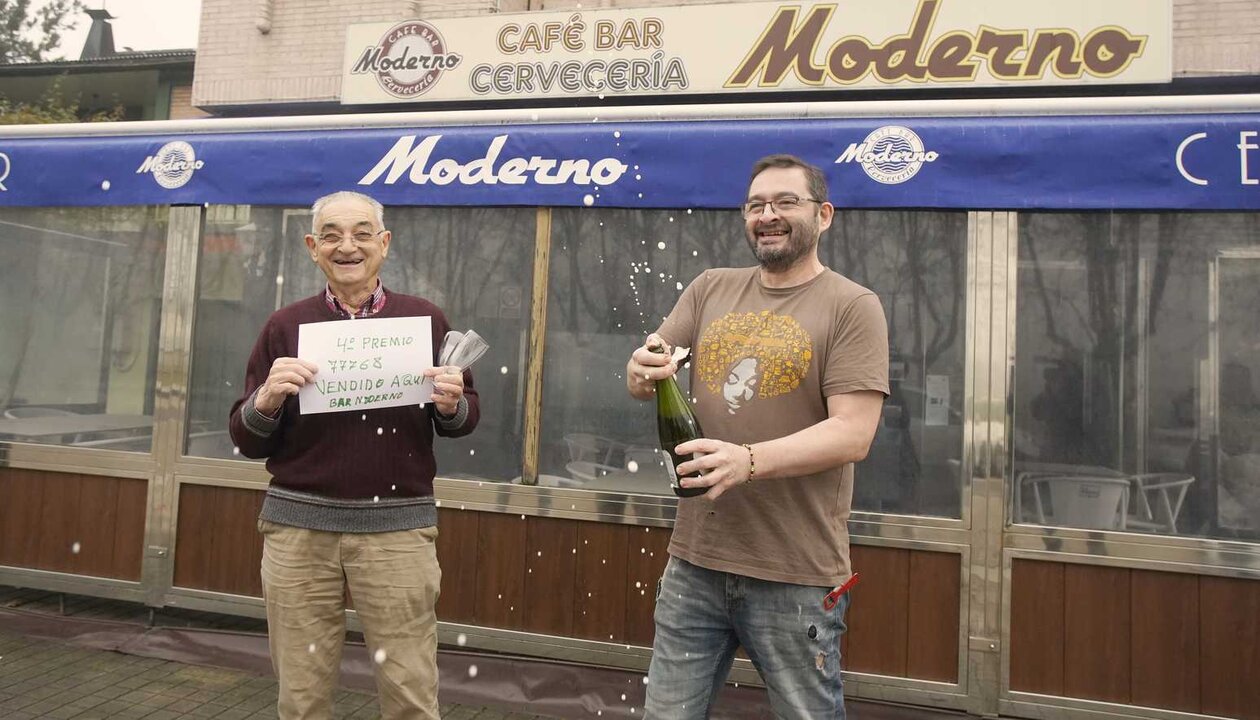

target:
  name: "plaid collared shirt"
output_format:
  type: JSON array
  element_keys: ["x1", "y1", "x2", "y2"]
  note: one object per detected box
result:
[{"x1": 324, "y1": 281, "x2": 387, "y2": 318}]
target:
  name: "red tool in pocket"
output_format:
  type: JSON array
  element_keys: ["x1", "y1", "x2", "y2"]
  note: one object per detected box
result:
[{"x1": 823, "y1": 572, "x2": 861, "y2": 610}]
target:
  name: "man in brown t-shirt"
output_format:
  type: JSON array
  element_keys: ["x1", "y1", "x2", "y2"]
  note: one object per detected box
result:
[{"x1": 626, "y1": 155, "x2": 888, "y2": 719}]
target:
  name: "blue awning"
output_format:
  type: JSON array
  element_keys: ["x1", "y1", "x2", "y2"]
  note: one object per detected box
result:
[{"x1": 0, "y1": 113, "x2": 1257, "y2": 209}]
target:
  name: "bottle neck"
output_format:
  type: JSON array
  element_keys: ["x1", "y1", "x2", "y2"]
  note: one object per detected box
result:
[{"x1": 657, "y1": 372, "x2": 684, "y2": 400}]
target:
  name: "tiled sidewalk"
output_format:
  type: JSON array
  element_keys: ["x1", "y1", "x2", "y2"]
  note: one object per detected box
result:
[
  {"x1": 0, "y1": 586, "x2": 966, "y2": 720},
  {"x1": 2, "y1": 628, "x2": 294, "y2": 719},
  {"x1": 0, "y1": 583, "x2": 562, "y2": 720},
  {"x1": 0, "y1": 628, "x2": 550, "y2": 719}
]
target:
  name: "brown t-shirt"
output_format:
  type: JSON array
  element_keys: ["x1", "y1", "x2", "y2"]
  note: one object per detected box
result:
[{"x1": 657, "y1": 266, "x2": 889, "y2": 586}]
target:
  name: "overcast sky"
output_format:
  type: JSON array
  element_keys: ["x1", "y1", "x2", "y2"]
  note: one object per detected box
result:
[{"x1": 48, "y1": 0, "x2": 202, "y2": 60}]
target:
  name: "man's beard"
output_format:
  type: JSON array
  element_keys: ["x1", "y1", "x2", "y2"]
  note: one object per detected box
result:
[{"x1": 746, "y1": 217, "x2": 819, "y2": 272}]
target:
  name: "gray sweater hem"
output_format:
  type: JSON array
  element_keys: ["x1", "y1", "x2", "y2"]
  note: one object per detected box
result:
[{"x1": 260, "y1": 487, "x2": 436, "y2": 533}]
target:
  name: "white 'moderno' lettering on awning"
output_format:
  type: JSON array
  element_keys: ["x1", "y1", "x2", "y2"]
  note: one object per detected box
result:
[
  {"x1": 835, "y1": 143, "x2": 939, "y2": 165},
  {"x1": 358, "y1": 134, "x2": 629, "y2": 186}
]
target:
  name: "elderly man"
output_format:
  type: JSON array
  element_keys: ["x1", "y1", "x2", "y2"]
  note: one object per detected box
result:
[
  {"x1": 229, "y1": 190, "x2": 478, "y2": 720},
  {"x1": 627, "y1": 155, "x2": 888, "y2": 718}
]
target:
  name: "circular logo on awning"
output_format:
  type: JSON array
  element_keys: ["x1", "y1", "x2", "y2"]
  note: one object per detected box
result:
[
  {"x1": 856, "y1": 126, "x2": 937, "y2": 185},
  {"x1": 145, "y1": 141, "x2": 202, "y2": 189},
  {"x1": 356, "y1": 20, "x2": 462, "y2": 99}
]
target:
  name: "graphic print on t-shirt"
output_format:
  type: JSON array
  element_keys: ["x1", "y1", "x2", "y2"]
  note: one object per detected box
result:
[{"x1": 696, "y1": 311, "x2": 813, "y2": 414}]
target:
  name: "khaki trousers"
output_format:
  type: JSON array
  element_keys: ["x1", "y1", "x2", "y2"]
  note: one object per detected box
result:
[{"x1": 259, "y1": 520, "x2": 442, "y2": 720}]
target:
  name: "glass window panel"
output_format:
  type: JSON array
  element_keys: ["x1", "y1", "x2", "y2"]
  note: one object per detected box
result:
[
  {"x1": 541, "y1": 207, "x2": 969, "y2": 518},
  {"x1": 541, "y1": 207, "x2": 733, "y2": 494},
  {"x1": 187, "y1": 205, "x2": 534, "y2": 483},
  {"x1": 0, "y1": 206, "x2": 167, "y2": 451},
  {"x1": 824, "y1": 212, "x2": 969, "y2": 518},
  {"x1": 1013, "y1": 212, "x2": 1260, "y2": 541}
]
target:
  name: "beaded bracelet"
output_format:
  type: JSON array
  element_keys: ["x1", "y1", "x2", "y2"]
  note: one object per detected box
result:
[{"x1": 742, "y1": 443, "x2": 756, "y2": 484}]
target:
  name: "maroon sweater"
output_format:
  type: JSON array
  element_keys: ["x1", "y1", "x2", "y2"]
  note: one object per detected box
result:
[{"x1": 228, "y1": 290, "x2": 479, "y2": 532}]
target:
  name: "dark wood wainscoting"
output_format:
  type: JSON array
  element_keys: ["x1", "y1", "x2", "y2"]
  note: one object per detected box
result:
[
  {"x1": 173, "y1": 484, "x2": 265, "y2": 596},
  {"x1": 1010, "y1": 558, "x2": 1260, "y2": 719},
  {"x1": 435, "y1": 510, "x2": 671, "y2": 647},
  {"x1": 843, "y1": 545, "x2": 961, "y2": 682},
  {"x1": 169, "y1": 489, "x2": 962, "y2": 683},
  {"x1": 0, "y1": 467, "x2": 146, "y2": 581},
  {"x1": 436, "y1": 510, "x2": 961, "y2": 680}
]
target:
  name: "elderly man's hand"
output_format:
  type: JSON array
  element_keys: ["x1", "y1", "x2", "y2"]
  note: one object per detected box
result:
[
  {"x1": 256, "y1": 357, "x2": 319, "y2": 416},
  {"x1": 424, "y1": 365, "x2": 464, "y2": 417}
]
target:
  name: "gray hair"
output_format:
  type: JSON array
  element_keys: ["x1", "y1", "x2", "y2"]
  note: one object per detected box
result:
[{"x1": 310, "y1": 191, "x2": 385, "y2": 233}]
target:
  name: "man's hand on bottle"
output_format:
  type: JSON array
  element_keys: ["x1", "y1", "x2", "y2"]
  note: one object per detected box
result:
[
  {"x1": 256, "y1": 357, "x2": 319, "y2": 416},
  {"x1": 626, "y1": 333, "x2": 678, "y2": 399},
  {"x1": 674, "y1": 439, "x2": 754, "y2": 500}
]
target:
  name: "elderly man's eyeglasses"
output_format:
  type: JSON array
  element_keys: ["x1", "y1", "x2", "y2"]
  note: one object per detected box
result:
[
  {"x1": 317, "y1": 229, "x2": 385, "y2": 246},
  {"x1": 742, "y1": 196, "x2": 823, "y2": 218}
]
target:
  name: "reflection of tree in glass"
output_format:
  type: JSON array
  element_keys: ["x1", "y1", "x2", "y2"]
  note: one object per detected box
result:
[
  {"x1": 0, "y1": 207, "x2": 165, "y2": 412},
  {"x1": 1019, "y1": 213, "x2": 1191, "y2": 468},
  {"x1": 369, "y1": 207, "x2": 535, "y2": 322},
  {"x1": 821, "y1": 210, "x2": 967, "y2": 516},
  {"x1": 549, "y1": 207, "x2": 735, "y2": 341},
  {"x1": 383, "y1": 207, "x2": 535, "y2": 480},
  {"x1": 825, "y1": 211, "x2": 965, "y2": 370}
]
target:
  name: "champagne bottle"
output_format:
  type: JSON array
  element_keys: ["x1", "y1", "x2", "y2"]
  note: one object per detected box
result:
[{"x1": 652, "y1": 345, "x2": 708, "y2": 498}]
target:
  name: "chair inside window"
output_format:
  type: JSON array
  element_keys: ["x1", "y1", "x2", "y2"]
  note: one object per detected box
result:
[
  {"x1": 186, "y1": 430, "x2": 235, "y2": 458},
  {"x1": 3, "y1": 406, "x2": 79, "y2": 419},
  {"x1": 70, "y1": 434, "x2": 153, "y2": 451},
  {"x1": 623, "y1": 445, "x2": 665, "y2": 475},
  {"x1": 1012, "y1": 463, "x2": 1126, "y2": 525},
  {"x1": 565, "y1": 459, "x2": 621, "y2": 483},
  {"x1": 1019, "y1": 474, "x2": 1131, "y2": 530},
  {"x1": 3, "y1": 406, "x2": 85, "y2": 443},
  {"x1": 563, "y1": 433, "x2": 626, "y2": 466},
  {"x1": 1127, "y1": 473, "x2": 1196, "y2": 534}
]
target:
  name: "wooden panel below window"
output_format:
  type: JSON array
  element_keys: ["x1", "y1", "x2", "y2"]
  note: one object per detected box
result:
[
  {"x1": 1063, "y1": 564, "x2": 1132, "y2": 703},
  {"x1": 0, "y1": 467, "x2": 146, "y2": 581},
  {"x1": 522, "y1": 516, "x2": 578, "y2": 637},
  {"x1": 906, "y1": 550, "x2": 961, "y2": 682},
  {"x1": 0, "y1": 469, "x2": 45, "y2": 569},
  {"x1": 153, "y1": 491, "x2": 963, "y2": 687},
  {"x1": 844, "y1": 546, "x2": 960, "y2": 681},
  {"x1": 1010, "y1": 559, "x2": 1259, "y2": 720},
  {"x1": 435, "y1": 507, "x2": 480, "y2": 624},
  {"x1": 573, "y1": 522, "x2": 630, "y2": 643},
  {"x1": 1200, "y1": 576, "x2": 1260, "y2": 720},
  {"x1": 450, "y1": 519, "x2": 961, "y2": 684},
  {"x1": 35, "y1": 472, "x2": 82, "y2": 571},
  {"x1": 1010, "y1": 559, "x2": 1065, "y2": 696},
  {"x1": 110, "y1": 476, "x2": 148, "y2": 581},
  {"x1": 172, "y1": 484, "x2": 264, "y2": 596},
  {"x1": 473, "y1": 512, "x2": 527, "y2": 631},
  {"x1": 623, "y1": 526, "x2": 671, "y2": 647},
  {"x1": 1131, "y1": 569, "x2": 1200, "y2": 713},
  {"x1": 845, "y1": 546, "x2": 910, "y2": 676}
]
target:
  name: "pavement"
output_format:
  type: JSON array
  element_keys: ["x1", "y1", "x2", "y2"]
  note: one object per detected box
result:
[
  {"x1": 1, "y1": 629, "x2": 368, "y2": 720},
  {"x1": 0, "y1": 586, "x2": 560, "y2": 720},
  {"x1": 0, "y1": 585, "x2": 966, "y2": 720}
]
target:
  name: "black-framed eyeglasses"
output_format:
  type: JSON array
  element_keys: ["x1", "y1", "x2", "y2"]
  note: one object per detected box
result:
[
  {"x1": 317, "y1": 229, "x2": 386, "y2": 246},
  {"x1": 741, "y1": 196, "x2": 824, "y2": 218}
]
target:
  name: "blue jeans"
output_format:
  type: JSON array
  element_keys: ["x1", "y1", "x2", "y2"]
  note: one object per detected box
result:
[{"x1": 644, "y1": 557, "x2": 850, "y2": 719}]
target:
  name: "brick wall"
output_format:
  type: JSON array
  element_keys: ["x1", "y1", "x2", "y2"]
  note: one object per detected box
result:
[
  {"x1": 1174, "y1": 0, "x2": 1260, "y2": 75},
  {"x1": 169, "y1": 83, "x2": 211, "y2": 120},
  {"x1": 192, "y1": 0, "x2": 1260, "y2": 111},
  {"x1": 193, "y1": 0, "x2": 404, "y2": 108}
]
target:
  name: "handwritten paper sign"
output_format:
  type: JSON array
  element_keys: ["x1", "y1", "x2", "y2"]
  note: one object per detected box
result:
[{"x1": 297, "y1": 316, "x2": 434, "y2": 415}]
